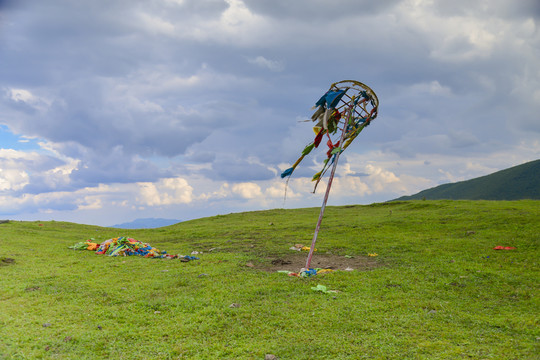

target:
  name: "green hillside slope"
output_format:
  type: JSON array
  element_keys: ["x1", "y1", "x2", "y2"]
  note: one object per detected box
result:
[
  {"x1": 395, "y1": 159, "x2": 540, "y2": 201},
  {"x1": 0, "y1": 200, "x2": 539, "y2": 359}
]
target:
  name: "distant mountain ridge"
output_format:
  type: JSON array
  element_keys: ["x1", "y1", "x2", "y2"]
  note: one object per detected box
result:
[
  {"x1": 110, "y1": 218, "x2": 181, "y2": 229},
  {"x1": 394, "y1": 159, "x2": 540, "y2": 201}
]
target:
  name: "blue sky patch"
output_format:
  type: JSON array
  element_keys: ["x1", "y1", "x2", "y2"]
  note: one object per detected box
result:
[{"x1": 0, "y1": 125, "x2": 42, "y2": 151}]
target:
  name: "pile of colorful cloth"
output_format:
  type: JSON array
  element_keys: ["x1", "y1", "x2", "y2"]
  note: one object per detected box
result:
[{"x1": 69, "y1": 237, "x2": 199, "y2": 261}]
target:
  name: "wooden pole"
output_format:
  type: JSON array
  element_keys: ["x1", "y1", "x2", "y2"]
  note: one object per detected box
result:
[{"x1": 305, "y1": 108, "x2": 351, "y2": 269}]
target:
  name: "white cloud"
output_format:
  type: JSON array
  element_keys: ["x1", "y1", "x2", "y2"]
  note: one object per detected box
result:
[
  {"x1": 265, "y1": 181, "x2": 294, "y2": 199},
  {"x1": 0, "y1": 168, "x2": 29, "y2": 191},
  {"x1": 397, "y1": 1, "x2": 500, "y2": 63},
  {"x1": 220, "y1": 0, "x2": 262, "y2": 34},
  {"x1": 9, "y1": 89, "x2": 34, "y2": 103},
  {"x1": 7, "y1": 88, "x2": 51, "y2": 111},
  {"x1": 197, "y1": 182, "x2": 231, "y2": 201},
  {"x1": 77, "y1": 196, "x2": 103, "y2": 210},
  {"x1": 430, "y1": 26, "x2": 497, "y2": 63},
  {"x1": 40, "y1": 162, "x2": 77, "y2": 190},
  {"x1": 0, "y1": 142, "x2": 81, "y2": 193},
  {"x1": 365, "y1": 164, "x2": 400, "y2": 187},
  {"x1": 0, "y1": 149, "x2": 43, "y2": 191},
  {"x1": 409, "y1": 81, "x2": 453, "y2": 96},
  {"x1": 137, "y1": 12, "x2": 176, "y2": 36},
  {"x1": 160, "y1": 0, "x2": 272, "y2": 46},
  {"x1": 231, "y1": 182, "x2": 262, "y2": 199},
  {"x1": 248, "y1": 56, "x2": 284, "y2": 72},
  {"x1": 137, "y1": 177, "x2": 193, "y2": 206},
  {"x1": 332, "y1": 176, "x2": 372, "y2": 197}
]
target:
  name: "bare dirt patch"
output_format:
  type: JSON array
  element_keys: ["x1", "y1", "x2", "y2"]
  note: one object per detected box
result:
[{"x1": 254, "y1": 253, "x2": 382, "y2": 272}]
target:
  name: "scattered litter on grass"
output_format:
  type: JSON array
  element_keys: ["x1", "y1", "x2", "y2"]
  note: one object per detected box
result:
[
  {"x1": 289, "y1": 244, "x2": 317, "y2": 252},
  {"x1": 302, "y1": 268, "x2": 317, "y2": 276},
  {"x1": 368, "y1": 253, "x2": 378, "y2": 257},
  {"x1": 344, "y1": 267, "x2": 354, "y2": 271},
  {"x1": 344, "y1": 255, "x2": 354, "y2": 258},
  {"x1": 311, "y1": 284, "x2": 338, "y2": 294},
  {"x1": 493, "y1": 246, "x2": 516, "y2": 250},
  {"x1": 229, "y1": 303, "x2": 241, "y2": 308},
  {"x1": 69, "y1": 237, "x2": 199, "y2": 260},
  {"x1": 277, "y1": 268, "x2": 334, "y2": 277}
]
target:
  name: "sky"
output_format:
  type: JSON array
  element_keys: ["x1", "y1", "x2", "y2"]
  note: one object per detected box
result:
[{"x1": 0, "y1": 0, "x2": 539, "y2": 226}]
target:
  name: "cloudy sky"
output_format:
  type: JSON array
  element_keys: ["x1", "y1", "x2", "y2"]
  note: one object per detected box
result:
[{"x1": 0, "y1": 0, "x2": 539, "y2": 226}]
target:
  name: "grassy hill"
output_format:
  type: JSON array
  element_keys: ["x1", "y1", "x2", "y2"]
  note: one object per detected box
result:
[
  {"x1": 395, "y1": 159, "x2": 540, "y2": 201},
  {"x1": 0, "y1": 200, "x2": 538, "y2": 359}
]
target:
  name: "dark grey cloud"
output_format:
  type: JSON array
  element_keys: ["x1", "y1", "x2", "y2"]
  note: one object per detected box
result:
[
  {"x1": 163, "y1": 0, "x2": 229, "y2": 17},
  {"x1": 68, "y1": 147, "x2": 171, "y2": 186},
  {"x1": 203, "y1": 154, "x2": 275, "y2": 181},
  {"x1": 432, "y1": 0, "x2": 540, "y2": 19},
  {"x1": 185, "y1": 150, "x2": 216, "y2": 163},
  {"x1": 243, "y1": 0, "x2": 401, "y2": 20},
  {"x1": 0, "y1": 0, "x2": 16, "y2": 11}
]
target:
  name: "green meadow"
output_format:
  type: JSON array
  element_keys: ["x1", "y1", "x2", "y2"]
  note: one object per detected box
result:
[{"x1": 0, "y1": 200, "x2": 538, "y2": 359}]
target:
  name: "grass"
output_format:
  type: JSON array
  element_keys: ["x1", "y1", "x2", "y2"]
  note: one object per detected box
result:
[{"x1": 0, "y1": 200, "x2": 538, "y2": 359}]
